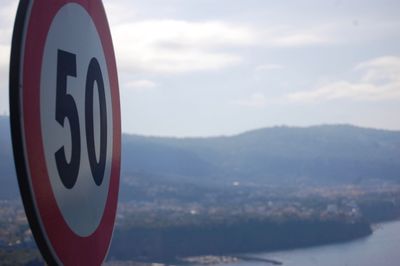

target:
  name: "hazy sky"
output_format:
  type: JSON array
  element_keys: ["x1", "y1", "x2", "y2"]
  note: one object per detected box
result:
[{"x1": 1, "y1": 0, "x2": 400, "y2": 137}]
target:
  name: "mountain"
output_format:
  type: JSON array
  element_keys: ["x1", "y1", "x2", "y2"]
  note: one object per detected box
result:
[
  {"x1": 0, "y1": 116, "x2": 19, "y2": 199},
  {"x1": 122, "y1": 125, "x2": 400, "y2": 188},
  {"x1": 1, "y1": 115, "x2": 400, "y2": 200}
]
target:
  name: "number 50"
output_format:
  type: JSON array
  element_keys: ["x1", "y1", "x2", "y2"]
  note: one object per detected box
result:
[{"x1": 55, "y1": 49, "x2": 107, "y2": 189}]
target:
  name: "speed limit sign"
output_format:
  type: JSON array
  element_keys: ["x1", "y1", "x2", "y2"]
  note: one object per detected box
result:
[{"x1": 9, "y1": 0, "x2": 121, "y2": 265}]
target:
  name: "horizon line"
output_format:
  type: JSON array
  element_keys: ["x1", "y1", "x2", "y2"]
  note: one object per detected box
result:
[
  {"x1": 1, "y1": 115, "x2": 398, "y2": 139},
  {"x1": 121, "y1": 123, "x2": 400, "y2": 139}
]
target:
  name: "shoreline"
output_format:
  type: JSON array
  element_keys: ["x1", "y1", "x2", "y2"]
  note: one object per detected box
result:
[
  {"x1": 105, "y1": 219, "x2": 400, "y2": 266},
  {"x1": 176, "y1": 220, "x2": 400, "y2": 266},
  {"x1": 176, "y1": 255, "x2": 283, "y2": 265}
]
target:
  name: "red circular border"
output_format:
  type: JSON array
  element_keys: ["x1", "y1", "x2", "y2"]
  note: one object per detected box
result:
[{"x1": 22, "y1": 0, "x2": 120, "y2": 264}]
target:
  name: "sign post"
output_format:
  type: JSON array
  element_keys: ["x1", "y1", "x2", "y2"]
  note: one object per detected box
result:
[{"x1": 9, "y1": 0, "x2": 121, "y2": 264}]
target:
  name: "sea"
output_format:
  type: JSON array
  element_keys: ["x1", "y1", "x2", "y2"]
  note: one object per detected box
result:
[{"x1": 226, "y1": 220, "x2": 400, "y2": 266}]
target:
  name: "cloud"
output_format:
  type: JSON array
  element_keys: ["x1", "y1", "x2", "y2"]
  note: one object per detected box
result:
[
  {"x1": 269, "y1": 31, "x2": 328, "y2": 47},
  {"x1": 112, "y1": 20, "x2": 253, "y2": 74},
  {"x1": 330, "y1": 20, "x2": 400, "y2": 45},
  {"x1": 255, "y1": 64, "x2": 284, "y2": 71},
  {"x1": 356, "y1": 56, "x2": 400, "y2": 83},
  {"x1": 0, "y1": 44, "x2": 10, "y2": 109},
  {"x1": 110, "y1": 17, "x2": 336, "y2": 75},
  {"x1": 288, "y1": 56, "x2": 400, "y2": 103},
  {"x1": 0, "y1": 45, "x2": 9, "y2": 71},
  {"x1": 0, "y1": 1, "x2": 17, "y2": 44},
  {"x1": 259, "y1": 20, "x2": 400, "y2": 48},
  {"x1": 124, "y1": 79, "x2": 157, "y2": 92},
  {"x1": 0, "y1": 0, "x2": 17, "y2": 78},
  {"x1": 232, "y1": 93, "x2": 267, "y2": 108},
  {"x1": 104, "y1": 1, "x2": 138, "y2": 26}
]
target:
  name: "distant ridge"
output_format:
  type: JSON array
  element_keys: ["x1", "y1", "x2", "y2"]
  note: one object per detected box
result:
[
  {"x1": 124, "y1": 124, "x2": 400, "y2": 140},
  {"x1": 1, "y1": 115, "x2": 400, "y2": 200},
  {"x1": 121, "y1": 122, "x2": 400, "y2": 194},
  {"x1": 0, "y1": 116, "x2": 19, "y2": 199}
]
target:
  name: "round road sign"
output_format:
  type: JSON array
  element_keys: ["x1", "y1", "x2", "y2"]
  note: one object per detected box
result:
[{"x1": 9, "y1": 0, "x2": 121, "y2": 265}]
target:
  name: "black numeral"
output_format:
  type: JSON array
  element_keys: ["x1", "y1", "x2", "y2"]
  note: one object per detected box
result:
[
  {"x1": 54, "y1": 49, "x2": 107, "y2": 189},
  {"x1": 85, "y1": 58, "x2": 107, "y2": 186},
  {"x1": 55, "y1": 50, "x2": 81, "y2": 189}
]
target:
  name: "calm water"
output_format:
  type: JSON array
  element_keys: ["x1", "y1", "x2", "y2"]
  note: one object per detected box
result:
[{"x1": 228, "y1": 220, "x2": 400, "y2": 266}]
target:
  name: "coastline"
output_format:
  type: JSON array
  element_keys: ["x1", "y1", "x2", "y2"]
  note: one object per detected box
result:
[
  {"x1": 172, "y1": 219, "x2": 400, "y2": 266},
  {"x1": 371, "y1": 218, "x2": 400, "y2": 232},
  {"x1": 109, "y1": 218, "x2": 372, "y2": 263}
]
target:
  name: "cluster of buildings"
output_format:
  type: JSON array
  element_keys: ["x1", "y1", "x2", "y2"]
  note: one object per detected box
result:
[{"x1": 0, "y1": 200, "x2": 33, "y2": 247}]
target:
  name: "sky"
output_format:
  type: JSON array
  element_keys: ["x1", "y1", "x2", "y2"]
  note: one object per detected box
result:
[{"x1": 1, "y1": 0, "x2": 400, "y2": 137}]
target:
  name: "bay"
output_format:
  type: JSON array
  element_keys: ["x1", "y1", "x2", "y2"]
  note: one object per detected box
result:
[{"x1": 227, "y1": 220, "x2": 400, "y2": 266}]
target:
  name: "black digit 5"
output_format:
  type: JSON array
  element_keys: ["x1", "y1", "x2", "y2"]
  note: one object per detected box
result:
[{"x1": 54, "y1": 50, "x2": 81, "y2": 189}]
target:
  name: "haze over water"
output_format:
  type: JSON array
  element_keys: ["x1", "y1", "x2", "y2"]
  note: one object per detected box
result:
[{"x1": 229, "y1": 220, "x2": 400, "y2": 266}]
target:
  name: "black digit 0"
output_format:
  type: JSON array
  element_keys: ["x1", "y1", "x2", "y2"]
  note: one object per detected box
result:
[
  {"x1": 54, "y1": 50, "x2": 81, "y2": 189},
  {"x1": 85, "y1": 58, "x2": 107, "y2": 186}
]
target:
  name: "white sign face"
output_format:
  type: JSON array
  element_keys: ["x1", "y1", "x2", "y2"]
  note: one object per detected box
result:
[{"x1": 40, "y1": 3, "x2": 114, "y2": 236}]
